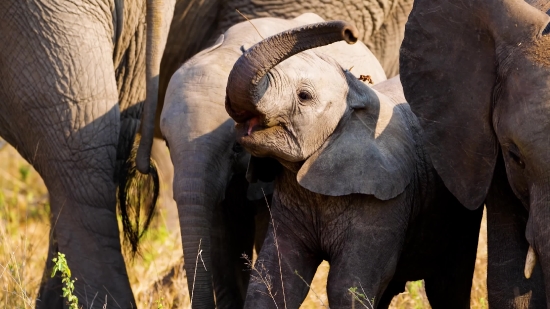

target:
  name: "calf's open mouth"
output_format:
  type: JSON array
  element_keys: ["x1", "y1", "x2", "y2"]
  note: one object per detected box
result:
[{"x1": 245, "y1": 117, "x2": 261, "y2": 136}]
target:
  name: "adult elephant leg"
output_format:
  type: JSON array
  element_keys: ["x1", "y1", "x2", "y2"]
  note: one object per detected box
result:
[
  {"x1": 365, "y1": 0, "x2": 413, "y2": 77},
  {"x1": 35, "y1": 137, "x2": 134, "y2": 309},
  {"x1": 486, "y1": 155, "x2": 546, "y2": 308},
  {"x1": 0, "y1": 2, "x2": 134, "y2": 307}
]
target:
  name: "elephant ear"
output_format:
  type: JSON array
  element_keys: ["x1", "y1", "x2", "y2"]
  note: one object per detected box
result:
[
  {"x1": 297, "y1": 77, "x2": 418, "y2": 200},
  {"x1": 399, "y1": 0, "x2": 500, "y2": 209}
]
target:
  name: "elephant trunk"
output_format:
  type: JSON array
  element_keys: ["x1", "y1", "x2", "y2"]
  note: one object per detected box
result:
[
  {"x1": 179, "y1": 193, "x2": 216, "y2": 309},
  {"x1": 176, "y1": 176, "x2": 217, "y2": 309},
  {"x1": 225, "y1": 21, "x2": 359, "y2": 123},
  {"x1": 170, "y1": 136, "x2": 234, "y2": 308},
  {"x1": 137, "y1": 0, "x2": 168, "y2": 174}
]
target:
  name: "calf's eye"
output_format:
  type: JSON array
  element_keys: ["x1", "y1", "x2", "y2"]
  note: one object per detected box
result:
[{"x1": 298, "y1": 90, "x2": 313, "y2": 102}]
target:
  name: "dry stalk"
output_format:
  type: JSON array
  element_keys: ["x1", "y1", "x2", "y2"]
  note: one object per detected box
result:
[
  {"x1": 190, "y1": 238, "x2": 205, "y2": 307},
  {"x1": 293, "y1": 270, "x2": 329, "y2": 308},
  {"x1": 359, "y1": 283, "x2": 374, "y2": 309},
  {"x1": 348, "y1": 283, "x2": 373, "y2": 309},
  {"x1": 242, "y1": 254, "x2": 279, "y2": 309},
  {"x1": 262, "y1": 188, "x2": 287, "y2": 309},
  {"x1": 236, "y1": 9, "x2": 264, "y2": 40},
  {"x1": 103, "y1": 285, "x2": 121, "y2": 308},
  {"x1": 89, "y1": 292, "x2": 98, "y2": 309}
]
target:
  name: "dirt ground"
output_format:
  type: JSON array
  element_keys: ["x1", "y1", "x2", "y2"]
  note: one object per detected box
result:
[{"x1": 0, "y1": 143, "x2": 487, "y2": 308}]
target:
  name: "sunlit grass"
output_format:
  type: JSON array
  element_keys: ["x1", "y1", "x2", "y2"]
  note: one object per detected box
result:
[
  {"x1": 0, "y1": 143, "x2": 49, "y2": 308},
  {"x1": 0, "y1": 143, "x2": 487, "y2": 308}
]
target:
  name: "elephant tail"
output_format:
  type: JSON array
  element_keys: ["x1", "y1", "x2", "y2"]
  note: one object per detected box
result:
[{"x1": 116, "y1": 107, "x2": 160, "y2": 255}]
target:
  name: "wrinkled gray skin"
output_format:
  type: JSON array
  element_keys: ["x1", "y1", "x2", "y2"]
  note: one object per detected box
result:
[
  {"x1": 224, "y1": 27, "x2": 482, "y2": 307},
  {"x1": 0, "y1": 0, "x2": 174, "y2": 308},
  {"x1": 162, "y1": 13, "x2": 388, "y2": 308},
  {"x1": 400, "y1": 0, "x2": 550, "y2": 307}
]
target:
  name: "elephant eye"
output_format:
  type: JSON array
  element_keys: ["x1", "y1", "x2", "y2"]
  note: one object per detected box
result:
[
  {"x1": 298, "y1": 90, "x2": 313, "y2": 102},
  {"x1": 508, "y1": 150, "x2": 525, "y2": 169}
]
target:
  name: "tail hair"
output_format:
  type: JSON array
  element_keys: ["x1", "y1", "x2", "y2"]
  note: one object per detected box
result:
[{"x1": 117, "y1": 135, "x2": 160, "y2": 256}]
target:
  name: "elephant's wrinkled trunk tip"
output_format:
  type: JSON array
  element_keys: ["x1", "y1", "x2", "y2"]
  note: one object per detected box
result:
[
  {"x1": 225, "y1": 96, "x2": 254, "y2": 124},
  {"x1": 226, "y1": 20, "x2": 360, "y2": 123},
  {"x1": 525, "y1": 245, "x2": 538, "y2": 279}
]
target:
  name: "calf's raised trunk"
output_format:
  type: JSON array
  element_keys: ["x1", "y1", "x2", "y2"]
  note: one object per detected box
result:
[{"x1": 225, "y1": 20, "x2": 359, "y2": 122}]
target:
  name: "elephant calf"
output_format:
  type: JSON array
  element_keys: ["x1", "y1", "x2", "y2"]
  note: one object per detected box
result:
[
  {"x1": 162, "y1": 13, "x2": 388, "y2": 307},
  {"x1": 224, "y1": 22, "x2": 483, "y2": 308}
]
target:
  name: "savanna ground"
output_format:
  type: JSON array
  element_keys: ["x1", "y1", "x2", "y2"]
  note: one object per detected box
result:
[{"x1": 0, "y1": 142, "x2": 488, "y2": 308}]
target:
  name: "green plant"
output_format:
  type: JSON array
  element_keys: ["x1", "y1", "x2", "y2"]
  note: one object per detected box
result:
[
  {"x1": 479, "y1": 297, "x2": 488, "y2": 309},
  {"x1": 51, "y1": 252, "x2": 80, "y2": 309},
  {"x1": 18, "y1": 165, "x2": 30, "y2": 183},
  {"x1": 156, "y1": 297, "x2": 165, "y2": 309},
  {"x1": 406, "y1": 280, "x2": 427, "y2": 309}
]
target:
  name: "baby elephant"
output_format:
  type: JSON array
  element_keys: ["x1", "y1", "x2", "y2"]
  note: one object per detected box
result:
[{"x1": 225, "y1": 21, "x2": 483, "y2": 308}]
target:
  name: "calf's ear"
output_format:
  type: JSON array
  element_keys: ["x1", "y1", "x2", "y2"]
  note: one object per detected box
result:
[
  {"x1": 400, "y1": 0, "x2": 548, "y2": 209},
  {"x1": 297, "y1": 80, "x2": 419, "y2": 200}
]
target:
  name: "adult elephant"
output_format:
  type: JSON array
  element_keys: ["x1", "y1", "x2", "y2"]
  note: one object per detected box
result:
[
  {"x1": 400, "y1": 0, "x2": 550, "y2": 307},
  {"x1": 0, "y1": 0, "x2": 175, "y2": 308},
  {"x1": 151, "y1": 11, "x2": 394, "y2": 309}
]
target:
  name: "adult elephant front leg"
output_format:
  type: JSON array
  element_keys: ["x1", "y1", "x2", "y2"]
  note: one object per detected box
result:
[{"x1": 0, "y1": 2, "x2": 134, "y2": 307}]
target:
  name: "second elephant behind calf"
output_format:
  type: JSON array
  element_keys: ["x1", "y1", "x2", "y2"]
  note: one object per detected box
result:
[{"x1": 224, "y1": 22, "x2": 483, "y2": 308}]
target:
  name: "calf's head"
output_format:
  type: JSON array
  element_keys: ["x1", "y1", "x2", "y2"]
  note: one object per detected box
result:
[{"x1": 226, "y1": 22, "x2": 418, "y2": 200}]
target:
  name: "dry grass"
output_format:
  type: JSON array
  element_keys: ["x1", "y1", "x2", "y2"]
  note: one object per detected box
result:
[{"x1": 0, "y1": 143, "x2": 487, "y2": 308}]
